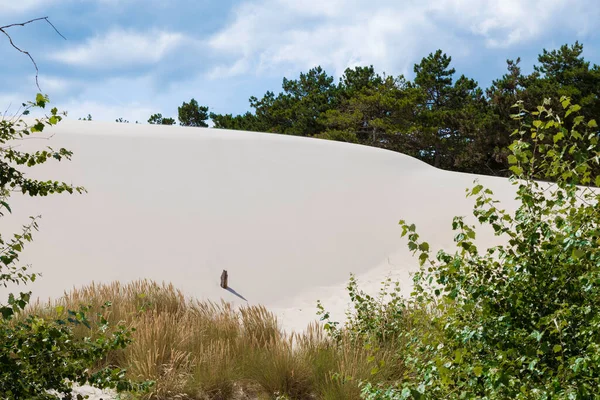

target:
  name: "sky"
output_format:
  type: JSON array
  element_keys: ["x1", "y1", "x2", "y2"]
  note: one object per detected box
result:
[{"x1": 1, "y1": 0, "x2": 600, "y2": 123}]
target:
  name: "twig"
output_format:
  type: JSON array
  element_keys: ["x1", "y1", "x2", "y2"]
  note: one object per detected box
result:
[
  {"x1": 3, "y1": 103, "x2": 13, "y2": 119},
  {"x1": 0, "y1": 17, "x2": 67, "y2": 91}
]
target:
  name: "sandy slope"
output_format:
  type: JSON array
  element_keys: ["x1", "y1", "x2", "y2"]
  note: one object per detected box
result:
[{"x1": 3, "y1": 119, "x2": 519, "y2": 332}]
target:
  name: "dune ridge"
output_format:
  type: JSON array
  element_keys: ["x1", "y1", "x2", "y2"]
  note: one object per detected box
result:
[{"x1": 3, "y1": 119, "x2": 519, "y2": 332}]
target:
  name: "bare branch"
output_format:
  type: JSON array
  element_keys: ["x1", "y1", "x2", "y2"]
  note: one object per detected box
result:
[
  {"x1": 0, "y1": 29, "x2": 41, "y2": 91},
  {"x1": 0, "y1": 17, "x2": 67, "y2": 92},
  {"x1": 43, "y1": 18, "x2": 66, "y2": 40},
  {"x1": 1, "y1": 16, "x2": 48, "y2": 30},
  {"x1": 0, "y1": 16, "x2": 66, "y2": 39}
]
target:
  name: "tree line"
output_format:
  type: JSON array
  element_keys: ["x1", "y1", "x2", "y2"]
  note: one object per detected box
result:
[{"x1": 146, "y1": 42, "x2": 599, "y2": 177}]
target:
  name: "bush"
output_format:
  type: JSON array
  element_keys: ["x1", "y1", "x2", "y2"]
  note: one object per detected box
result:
[{"x1": 351, "y1": 97, "x2": 600, "y2": 399}]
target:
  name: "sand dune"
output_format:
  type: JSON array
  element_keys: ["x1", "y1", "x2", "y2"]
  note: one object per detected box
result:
[{"x1": 3, "y1": 119, "x2": 519, "y2": 332}]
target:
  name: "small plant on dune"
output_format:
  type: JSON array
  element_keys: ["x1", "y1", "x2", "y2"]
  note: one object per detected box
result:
[
  {"x1": 318, "y1": 275, "x2": 406, "y2": 345},
  {"x1": 316, "y1": 274, "x2": 416, "y2": 396},
  {"x1": 358, "y1": 97, "x2": 600, "y2": 399}
]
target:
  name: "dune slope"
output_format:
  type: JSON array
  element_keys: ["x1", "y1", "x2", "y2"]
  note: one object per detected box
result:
[{"x1": 3, "y1": 120, "x2": 518, "y2": 331}]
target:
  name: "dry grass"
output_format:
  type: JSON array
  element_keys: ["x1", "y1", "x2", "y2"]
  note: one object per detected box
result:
[{"x1": 26, "y1": 280, "x2": 406, "y2": 399}]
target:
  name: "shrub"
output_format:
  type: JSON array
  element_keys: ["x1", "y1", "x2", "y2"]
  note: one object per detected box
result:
[{"x1": 355, "y1": 97, "x2": 600, "y2": 399}]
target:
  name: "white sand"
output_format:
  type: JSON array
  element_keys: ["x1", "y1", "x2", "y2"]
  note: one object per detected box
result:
[
  {"x1": 48, "y1": 385, "x2": 116, "y2": 400},
  {"x1": 3, "y1": 119, "x2": 519, "y2": 333}
]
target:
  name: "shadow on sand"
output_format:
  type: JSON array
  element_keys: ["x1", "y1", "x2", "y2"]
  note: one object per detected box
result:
[{"x1": 226, "y1": 286, "x2": 248, "y2": 302}]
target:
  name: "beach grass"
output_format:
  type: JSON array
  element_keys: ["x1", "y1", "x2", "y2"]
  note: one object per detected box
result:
[{"x1": 25, "y1": 280, "x2": 406, "y2": 399}]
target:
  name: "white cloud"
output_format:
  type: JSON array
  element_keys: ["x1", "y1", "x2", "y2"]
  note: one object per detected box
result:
[
  {"x1": 51, "y1": 74, "x2": 158, "y2": 122},
  {"x1": 207, "y1": 0, "x2": 599, "y2": 78},
  {"x1": 50, "y1": 28, "x2": 192, "y2": 69},
  {"x1": 42, "y1": 71, "x2": 228, "y2": 124},
  {"x1": 36, "y1": 75, "x2": 78, "y2": 95},
  {"x1": 206, "y1": 59, "x2": 251, "y2": 79},
  {"x1": 0, "y1": 75, "x2": 152, "y2": 122},
  {"x1": 62, "y1": 99, "x2": 154, "y2": 123},
  {"x1": 429, "y1": 0, "x2": 573, "y2": 47},
  {"x1": 0, "y1": 0, "x2": 55, "y2": 15}
]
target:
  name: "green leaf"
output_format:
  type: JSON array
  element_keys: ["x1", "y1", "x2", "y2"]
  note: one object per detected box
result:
[
  {"x1": 553, "y1": 345, "x2": 562, "y2": 353},
  {"x1": 0, "y1": 201, "x2": 12, "y2": 213},
  {"x1": 509, "y1": 165, "x2": 523, "y2": 176},
  {"x1": 528, "y1": 360, "x2": 538, "y2": 371},
  {"x1": 473, "y1": 366, "x2": 483, "y2": 377},
  {"x1": 530, "y1": 330, "x2": 543, "y2": 342},
  {"x1": 30, "y1": 122, "x2": 45, "y2": 133},
  {"x1": 553, "y1": 131, "x2": 564, "y2": 143},
  {"x1": 572, "y1": 248, "x2": 585, "y2": 259},
  {"x1": 0, "y1": 306, "x2": 14, "y2": 319},
  {"x1": 35, "y1": 93, "x2": 47, "y2": 108}
]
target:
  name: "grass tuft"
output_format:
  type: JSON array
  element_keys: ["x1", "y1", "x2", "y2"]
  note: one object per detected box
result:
[{"x1": 26, "y1": 279, "x2": 407, "y2": 399}]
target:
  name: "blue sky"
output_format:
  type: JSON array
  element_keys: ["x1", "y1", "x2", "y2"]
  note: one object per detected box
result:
[{"x1": 1, "y1": 0, "x2": 600, "y2": 123}]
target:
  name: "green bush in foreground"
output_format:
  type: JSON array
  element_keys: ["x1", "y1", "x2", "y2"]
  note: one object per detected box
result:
[
  {"x1": 353, "y1": 97, "x2": 600, "y2": 399},
  {"x1": 0, "y1": 98, "x2": 151, "y2": 399}
]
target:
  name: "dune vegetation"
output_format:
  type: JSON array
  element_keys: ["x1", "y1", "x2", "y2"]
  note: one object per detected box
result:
[
  {"x1": 18, "y1": 96, "x2": 600, "y2": 400},
  {"x1": 25, "y1": 279, "x2": 412, "y2": 399},
  {"x1": 2, "y1": 17, "x2": 600, "y2": 400},
  {"x1": 2, "y1": 95, "x2": 599, "y2": 399}
]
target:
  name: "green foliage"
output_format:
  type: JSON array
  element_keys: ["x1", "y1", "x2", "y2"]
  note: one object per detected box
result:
[
  {"x1": 148, "y1": 113, "x2": 176, "y2": 125},
  {"x1": 211, "y1": 66, "x2": 339, "y2": 135},
  {"x1": 178, "y1": 98, "x2": 209, "y2": 127},
  {"x1": 0, "y1": 97, "x2": 151, "y2": 398},
  {"x1": 322, "y1": 73, "x2": 422, "y2": 152},
  {"x1": 412, "y1": 50, "x2": 489, "y2": 171},
  {"x1": 272, "y1": 66, "x2": 339, "y2": 136},
  {"x1": 314, "y1": 129, "x2": 359, "y2": 144},
  {"x1": 205, "y1": 42, "x2": 600, "y2": 180},
  {"x1": 355, "y1": 97, "x2": 600, "y2": 399},
  {"x1": 486, "y1": 42, "x2": 600, "y2": 175},
  {"x1": 1, "y1": 305, "x2": 150, "y2": 399},
  {"x1": 318, "y1": 275, "x2": 406, "y2": 346},
  {"x1": 210, "y1": 111, "x2": 263, "y2": 131}
]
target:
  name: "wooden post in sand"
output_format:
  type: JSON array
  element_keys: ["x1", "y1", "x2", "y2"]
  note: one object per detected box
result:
[{"x1": 220, "y1": 270, "x2": 228, "y2": 289}]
